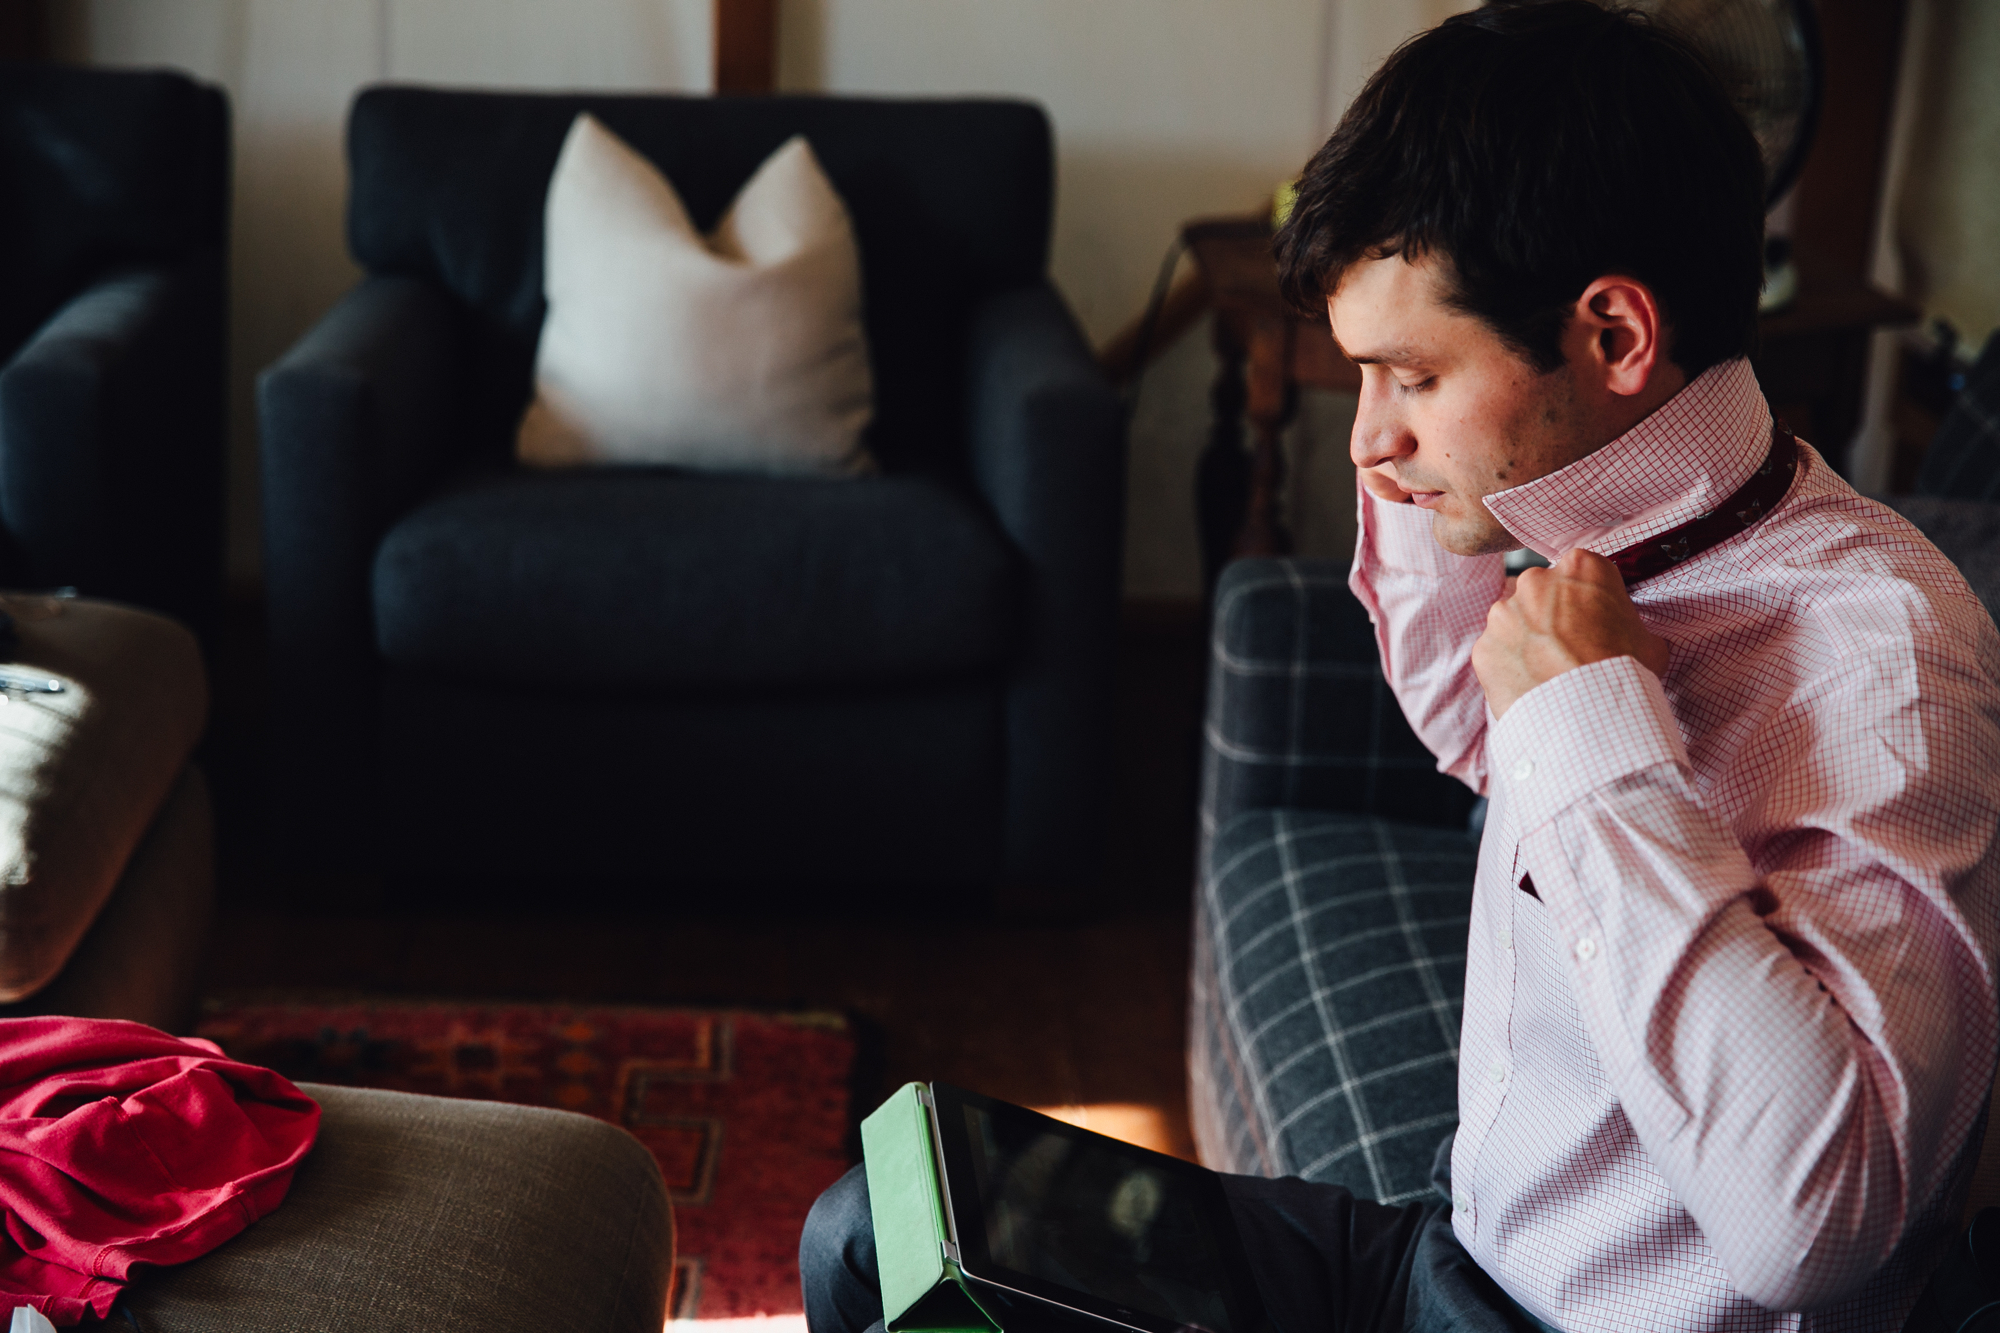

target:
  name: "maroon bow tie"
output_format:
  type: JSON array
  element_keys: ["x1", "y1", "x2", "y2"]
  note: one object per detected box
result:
[{"x1": 1602, "y1": 424, "x2": 1799, "y2": 588}]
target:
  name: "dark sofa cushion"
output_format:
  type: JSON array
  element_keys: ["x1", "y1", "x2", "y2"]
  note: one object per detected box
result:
[
  {"x1": 1190, "y1": 809, "x2": 1474, "y2": 1205},
  {"x1": 372, "y1": 468, "x2": 1019, "y2": 689},
  {"x1": 379, "y1": 670, "x2": 1005, "y2": 889},
  {"x1": 346, "y1": 88, "x2": 1052, "y2": 471},
  {"x1": 0, "y1": 63, "x2": 228, "y2": 361}
]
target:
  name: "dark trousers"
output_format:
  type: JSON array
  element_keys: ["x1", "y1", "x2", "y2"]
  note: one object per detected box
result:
[{"x1": 799, "y1": 1148, "x2": 1550, "y2": 1333}]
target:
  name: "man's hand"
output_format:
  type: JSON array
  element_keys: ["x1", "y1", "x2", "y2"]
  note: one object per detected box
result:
[
  {"x1": 1359, "y1": 462, "x2": 1416, "y2": 504},
  {"x1": 1472, "y1": 548, "x2": 1671, "y2": 718}
]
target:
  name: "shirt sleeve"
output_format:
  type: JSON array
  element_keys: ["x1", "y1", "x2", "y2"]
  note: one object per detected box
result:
[
  {"x1": 1489, "y1": 653, "x2": 2000, "y2": 1311},
  {"x1": 1348, "y1": 484, "x2": 1508, "y2": 796}
]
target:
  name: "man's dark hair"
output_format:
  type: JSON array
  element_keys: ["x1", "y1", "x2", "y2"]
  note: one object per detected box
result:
[{"x1": 1276, "y1": 0, "x2": 1766, "y2": 377}]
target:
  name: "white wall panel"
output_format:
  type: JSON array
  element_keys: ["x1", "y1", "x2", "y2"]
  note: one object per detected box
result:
[
  {"x1": 791, "y1": 0, "x2": 1327, "y2": 344},
  {"x1": 387, "y1": 0, "x2": 708, "y2": 92},
  {"x1": 783, "y1": 0, "x2": 1337, "y2": 597},
  {"x1": 61, "y1": 0, "x2": 242, "y2": 75}
]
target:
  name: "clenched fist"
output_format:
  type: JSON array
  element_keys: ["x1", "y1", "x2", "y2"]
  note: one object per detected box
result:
[{"x1": 1472, "y1": 548, "x2": 1671, "y2": 718}]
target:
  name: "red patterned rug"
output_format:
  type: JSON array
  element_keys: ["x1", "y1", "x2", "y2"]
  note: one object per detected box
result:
[{"x1": 196, "y1": 998, "x2": 857, "y2": 1322}]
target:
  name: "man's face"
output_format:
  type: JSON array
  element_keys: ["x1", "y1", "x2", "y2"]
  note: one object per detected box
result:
[{"x1": 1330, "y1": 253, "x2": 1594, "y2": 556}]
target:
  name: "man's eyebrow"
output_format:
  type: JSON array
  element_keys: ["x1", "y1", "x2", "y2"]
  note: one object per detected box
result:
[
  {"x1": 1344, "y1": 344, "x2": 1424, "y2": 366},
  {"x1": 1337, "y1": 342, "x2": 1426, "y2": 366}
]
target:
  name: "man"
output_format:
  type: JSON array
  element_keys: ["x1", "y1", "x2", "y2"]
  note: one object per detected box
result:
[{"x1": 802, "y1": 4, "x2": 2000, "y2": 1331}]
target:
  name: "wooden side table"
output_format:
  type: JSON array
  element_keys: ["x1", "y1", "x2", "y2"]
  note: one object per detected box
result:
[
  {"x1": 1184, "y1": 217, "x2": 1358, "y2": 593},
  {"x1": 1184, "y1": 215, "x2": 1918, "y2": 591},
  {"x1": 1755, "y1": 276, "x2": 1920, "y2": 461}
]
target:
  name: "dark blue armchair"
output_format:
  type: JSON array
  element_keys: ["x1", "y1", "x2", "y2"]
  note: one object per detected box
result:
[
  {"x1": 0, "y1": 63, "x2": 228, "y2": 637},
  {"x1": 259, "y1": 88, "x2": 1126, "y2": 899}
]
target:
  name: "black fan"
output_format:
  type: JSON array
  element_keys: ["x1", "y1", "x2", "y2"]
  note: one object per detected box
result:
[
  {"x1": 1621, "y1": 0, "x2": 1825, "y2": 309},
  {"x1": 1632, "y1": 0, "x2": 1824, "y2": 204}
]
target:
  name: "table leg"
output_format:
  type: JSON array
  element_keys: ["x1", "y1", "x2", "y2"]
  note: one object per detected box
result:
[
  {"x1": 1235, "y1": 321, "x2": 1296, "y2": 559},
  {"x1": 1196, "y1": 320, "x2": 1250, "y2": 594}
]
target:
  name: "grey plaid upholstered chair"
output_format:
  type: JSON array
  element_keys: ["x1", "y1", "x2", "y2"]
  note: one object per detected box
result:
[
  {"x1": 1190, "y1": 558, "x2": 1480, "y2": 1206},
  {"x1": 1888, "y1": 331, "x2": 2000, "y2": 620},
  {"x1": 1910, "y1": 331, "x2": 2000, "y2": 505}
]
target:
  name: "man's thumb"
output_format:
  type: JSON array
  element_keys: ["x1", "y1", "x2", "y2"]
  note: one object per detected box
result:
[{"x1": 1558, "y1": 547, "x2": 1622, "y2": 585}]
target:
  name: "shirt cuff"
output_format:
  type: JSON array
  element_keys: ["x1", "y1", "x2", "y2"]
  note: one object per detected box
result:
[{"x1": 1487, "y1": 655, "x2": 1688, "y2": 834}]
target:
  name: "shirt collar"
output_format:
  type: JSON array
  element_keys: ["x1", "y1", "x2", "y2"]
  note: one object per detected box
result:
[{"x1": 1481, "y1": 358, "x2": 1774, "y2": 561}]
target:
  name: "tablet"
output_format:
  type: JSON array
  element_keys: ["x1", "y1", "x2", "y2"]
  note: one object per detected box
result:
[{"x1": 927, "y1": 1082, "x2": 1268, "y2": 1333}]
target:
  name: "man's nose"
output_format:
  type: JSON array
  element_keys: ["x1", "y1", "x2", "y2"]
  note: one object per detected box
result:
[{"x1": 1350, "y1": 383, "x2": 1414, "y2": 471}]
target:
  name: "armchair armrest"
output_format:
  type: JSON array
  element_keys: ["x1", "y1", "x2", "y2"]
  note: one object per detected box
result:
[
  {"x1": 257, "y1": 276, "x2": 465, "y2": 861},
  {"x1": 1200, "y1": 558, "x2": 1476, "y2": 880},
  {"x1": 965, "y1": 281, "x2": 1126, "y2": 886},
  {"x1": 0, "y1": 257, "x2": 225, "y2": 632}
]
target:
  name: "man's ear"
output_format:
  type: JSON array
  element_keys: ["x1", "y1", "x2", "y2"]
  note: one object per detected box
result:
[{"x1": 1572, "y1": 275, "x2": 1669, "y2": 398}]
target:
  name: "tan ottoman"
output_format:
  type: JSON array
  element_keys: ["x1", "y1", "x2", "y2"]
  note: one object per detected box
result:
[
  {"x1": 0, "y1": 593, "x2": 211, "y2": 1031},
  {"x1": 111, "y1": 1086, "x2": 675, "y2": 1333}
]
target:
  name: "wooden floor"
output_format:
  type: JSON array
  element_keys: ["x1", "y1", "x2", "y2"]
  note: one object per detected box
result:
[{"x1": 199, "y1": 603, "x2": 1212, "y2": 1160}]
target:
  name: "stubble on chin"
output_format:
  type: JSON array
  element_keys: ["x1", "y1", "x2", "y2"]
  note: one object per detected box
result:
[{"x1": 1429, "y1": 503, "x2": 1518, "y2": 558}]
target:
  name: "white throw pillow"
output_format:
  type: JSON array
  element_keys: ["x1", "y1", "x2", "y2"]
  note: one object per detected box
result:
[{"x1": 516, "y1": 113, "x2": 875, "y2": 474}]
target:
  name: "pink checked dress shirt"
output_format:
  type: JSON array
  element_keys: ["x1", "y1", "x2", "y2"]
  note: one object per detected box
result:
[{"x1": 1349, "y1": 358, "x2": 2000, "y2": 1332}]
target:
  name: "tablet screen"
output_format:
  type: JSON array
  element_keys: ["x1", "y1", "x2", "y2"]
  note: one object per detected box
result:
[{"x1": 933, "y1": 1085, "x2": 1253, "y2": 1333}]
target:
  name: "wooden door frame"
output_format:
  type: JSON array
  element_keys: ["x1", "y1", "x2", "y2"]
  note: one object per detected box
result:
[{"x1": 714, "y1": 0, "x2": 778, "y2": 94}]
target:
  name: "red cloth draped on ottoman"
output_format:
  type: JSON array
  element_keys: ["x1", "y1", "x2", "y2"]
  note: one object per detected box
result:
[{"x1": 0, "y1": 1017, "x2": 320, "y2": 1323}]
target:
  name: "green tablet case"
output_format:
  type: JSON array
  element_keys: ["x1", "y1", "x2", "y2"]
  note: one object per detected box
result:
[{"x1": 861, "y1": 1083, "x2": 1003, "y2": 1333}]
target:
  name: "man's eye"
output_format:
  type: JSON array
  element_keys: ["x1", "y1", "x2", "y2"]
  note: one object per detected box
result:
[{"x1": 1397, "y1": 376, "x2": 1434, "y2": 395}]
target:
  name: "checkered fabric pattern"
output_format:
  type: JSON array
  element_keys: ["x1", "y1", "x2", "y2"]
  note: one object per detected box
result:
[
  {"x1": 1199, "y1": 559, "x2": 1477, "y2": 871},
  {"x1": 1193, "y1": 808, "x2": 1474, "y2": 1204},
  {"x1": 1191, "y1": 558, "x2": 1478, "y2": 1202},
  {"x1": 1916, "y1": 331, "x2": 2000, "y2": 503}
]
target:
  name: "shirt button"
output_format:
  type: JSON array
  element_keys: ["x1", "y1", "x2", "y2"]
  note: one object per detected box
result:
[
  {"x1": 1511, "y1": 758, "x2": 1534, "y2": 781},
  {"x1": 1575, "y1": 937, "x2": 1598, "y2": 961},
  {"x1": 1487, "y1": 1059, "x2": 1507, "y2": 1084},
  {"x1": 1453, "y1": 1190, "x2": 1471, "y2": 1213},
  {"x1": 1497, "y1": 927, "x2": 1513, "y2": 950}
]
